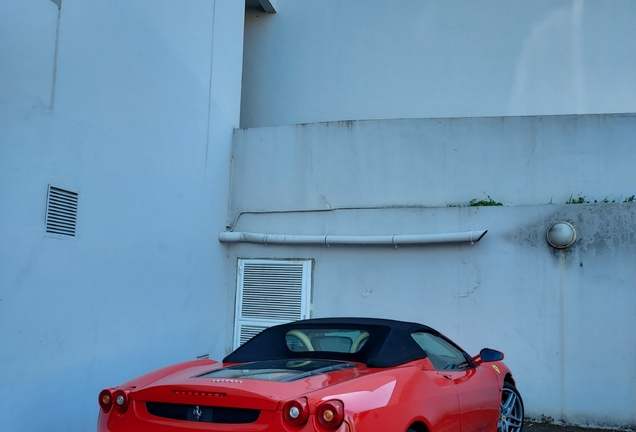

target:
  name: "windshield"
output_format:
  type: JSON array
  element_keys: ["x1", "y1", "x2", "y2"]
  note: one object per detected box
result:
[
  {"x1": 285, "y1": 328, "x2": 369, "y2": 353},
  {"x1": 198, "y1": 360, "x2": 356, "y2": 382},
  {"x1": 223, "y1": 318, "x2": 433, "y2": 368}
]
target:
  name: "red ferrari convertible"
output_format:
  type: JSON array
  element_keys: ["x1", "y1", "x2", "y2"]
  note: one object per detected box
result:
[{"x1": 96, "y1": 317, "x2": 523, "y2": 432}]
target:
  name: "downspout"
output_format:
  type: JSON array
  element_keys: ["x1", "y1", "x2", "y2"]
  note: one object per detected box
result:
[{"x1": 218, "y1": 230, "x2": 487, "y2": 246}]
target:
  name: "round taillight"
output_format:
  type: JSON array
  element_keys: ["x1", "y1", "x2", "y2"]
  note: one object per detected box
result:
[
  {"x1": 112, "y1": 389, "x2": 130, "y2": 413},
  {"x1": 282, "y1": 397, "x2": 309, "y2": 426},
  {"x1": 316, "y1": 400, "x2": 344, "y2": 429},
  {"x1": 98, "y1": 389, "x2": 114, "y2": 413}
]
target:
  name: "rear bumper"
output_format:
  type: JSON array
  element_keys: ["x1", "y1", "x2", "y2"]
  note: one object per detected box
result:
[{"x1": 97, "y1": 407, "x2": 351, "y2": 432}]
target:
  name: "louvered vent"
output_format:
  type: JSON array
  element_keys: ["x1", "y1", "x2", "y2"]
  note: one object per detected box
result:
[
  {"x1": 238, "y1": 324, "x2": 268, "y2": 346},
  {"x1": 45, "y1": 185, "x2": 79, "y2": 237},
  {"x1": 234, "y1": 260, "x2": 312, "y2": 349},
  {"x1": 241, "y1": 263, "x2": 304, "y2": 320}
]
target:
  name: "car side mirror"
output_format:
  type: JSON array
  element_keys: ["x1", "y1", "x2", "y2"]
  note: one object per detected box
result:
[{"x1": 472, "y1": 348, "x2": 504, "y2": 365}]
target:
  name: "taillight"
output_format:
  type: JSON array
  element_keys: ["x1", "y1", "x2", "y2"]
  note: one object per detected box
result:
[
  {"x1": 316, "y1": 400, "x2": 344, "y2": 429},
  {"x1": 98, "y1": 389, "x2": 115, "y2": 413},
  {"x1": 112, "y1": 389, "x2": 130, "y2": 413},
  {"x1": 282, "y1": 397, "x2": 309, "y2": 426}
]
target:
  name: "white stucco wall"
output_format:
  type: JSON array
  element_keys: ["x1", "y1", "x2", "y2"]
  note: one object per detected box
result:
[
  {"x1": 241, "y1": 0, "x2": 636, "y2": 128},
  {"x1": 0, "y1": 1, "x2": 244, "y2": 431},
  {"x1": 225, "y1": 114, "x2": 636, "y2": 427},
  {"x1": 222, "y1": 205, "x2": 636, "y2": 427},
  {"x1": 230, "y1": 114, "x2": 636, "y2": 219}
]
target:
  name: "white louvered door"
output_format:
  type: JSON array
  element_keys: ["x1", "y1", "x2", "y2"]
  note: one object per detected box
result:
[{"x1": 233, "y1": 259, "x2": 312, "y2": 348}]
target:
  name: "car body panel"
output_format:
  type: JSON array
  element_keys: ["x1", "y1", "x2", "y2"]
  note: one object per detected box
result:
[{"x1": 96, "y1": 318, "x2": 518, "y2": 432}]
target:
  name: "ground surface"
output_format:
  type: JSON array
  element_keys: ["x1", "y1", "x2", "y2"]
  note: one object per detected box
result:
[{"x1": 525, "y1": 421, "x2": 634, "y2": 432}]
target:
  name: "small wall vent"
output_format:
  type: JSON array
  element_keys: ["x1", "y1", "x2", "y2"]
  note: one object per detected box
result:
[{"x1": 45, "y1": 185, "x2": 79, "y2": 237}]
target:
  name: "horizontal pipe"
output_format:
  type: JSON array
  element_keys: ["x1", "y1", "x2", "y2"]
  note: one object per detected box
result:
[{"x1": 218, "y1": 230, "x2": 487, "y2": 246}]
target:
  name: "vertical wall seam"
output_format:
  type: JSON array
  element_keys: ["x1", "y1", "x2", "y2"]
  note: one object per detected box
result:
[
  {"x1": 204, "y1": 0, "x2": 217, "y2": 176},
  {"x1": 50, "y1": 5, "x2": 62, "y2": 110}
]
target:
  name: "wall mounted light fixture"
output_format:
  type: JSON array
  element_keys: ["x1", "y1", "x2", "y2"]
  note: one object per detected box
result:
[{"x1": 546, "y1": 221, "x2": 577, "y2": 249}]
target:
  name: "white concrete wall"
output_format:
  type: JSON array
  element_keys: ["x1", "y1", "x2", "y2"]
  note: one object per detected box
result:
[
  {"x1": 230, "y1": 114, "x2": 636, "y2": 219},
  {"x1": 241, "y1": 0, "x2": 636, "y2": 128},
  {"x1": 0, "y1": 1, "x2": 244, "y2": 431},
  {"x1": 225, "y1": 115, "x2": 636, "y2": 427}
]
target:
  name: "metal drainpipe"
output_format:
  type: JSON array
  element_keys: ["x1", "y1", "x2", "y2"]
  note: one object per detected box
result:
[{"x1": 218, "y1": 230, "x2": 487, "y2": 246}]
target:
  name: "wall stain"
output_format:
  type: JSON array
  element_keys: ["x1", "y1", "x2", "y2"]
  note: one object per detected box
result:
[{"x1": 509, "y1": 203, "x2": 636, "y2": 258}]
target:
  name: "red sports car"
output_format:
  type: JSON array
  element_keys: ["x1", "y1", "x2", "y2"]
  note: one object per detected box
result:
[{"x1": 97, "y1": 317, "x2": 523, "y2": 432}]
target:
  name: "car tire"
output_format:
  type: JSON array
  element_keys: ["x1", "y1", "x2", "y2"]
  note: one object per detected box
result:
[{"x1": 498, "y1": 382, "x2": 524, "y2": 432}]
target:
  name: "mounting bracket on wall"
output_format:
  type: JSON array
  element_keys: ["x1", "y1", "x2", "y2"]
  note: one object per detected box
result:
[{"x1": 246, "y1": 0, "x2": 277, "y2": 13}]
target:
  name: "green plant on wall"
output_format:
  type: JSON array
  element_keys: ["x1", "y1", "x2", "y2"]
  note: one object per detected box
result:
[
  {"x1": 565, "y1": 193, "x2": 589, "y2": 204},
  {"x1": 469, "y1": 195, "x2": 503, "y2": 207},
  {"x1": 566, "y1": 194, "x2": 636, "y2": 204},
  {"x1": 447, "y1": 193, "x2": 635, "y2": 207}
]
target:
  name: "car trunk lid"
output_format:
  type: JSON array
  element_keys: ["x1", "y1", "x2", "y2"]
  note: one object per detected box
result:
[{"x1": 131, "y1": 359, "x2": 365, "y2": 410}]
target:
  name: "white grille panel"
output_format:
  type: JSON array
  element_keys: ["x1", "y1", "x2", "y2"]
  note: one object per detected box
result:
[
  {"x1": 241, "y1": 263, "x2": 304, "y2": 320},
  {"x1": 238, "y1": 324, "x2": 268, "y2": 346},
  {"x1": 46, "y1": 186, "x2": 78, "y2": 237},
  {"x1": 234, "y1": 260, "x2": 312, "y2": 349}
]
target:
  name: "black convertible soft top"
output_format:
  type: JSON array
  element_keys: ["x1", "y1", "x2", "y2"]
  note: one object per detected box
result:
[{"x1": 223, "y1": 317, "x2": 441, "y2": 368}]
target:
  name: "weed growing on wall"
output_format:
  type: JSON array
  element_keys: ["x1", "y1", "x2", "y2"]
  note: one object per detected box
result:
[
  {"x1": 447, "y1": 193, "x2": 636, "y2": 207},
  {"x1": 468, "y1": 195, "x2": 503, "y2": 206},
  {"x1": 566, "y1": 194, "x2": 636, "y2": 204},
  {"x1": 566, "y1": 194, "x2": 589, "y2": 204}
]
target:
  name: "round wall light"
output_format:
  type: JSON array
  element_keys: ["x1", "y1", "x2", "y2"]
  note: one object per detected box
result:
[{"x1": 546, "y1": 221, "x2": 577, "y2": 249}]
